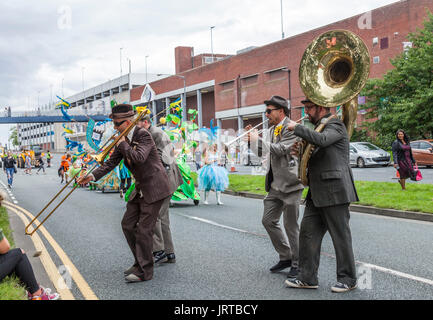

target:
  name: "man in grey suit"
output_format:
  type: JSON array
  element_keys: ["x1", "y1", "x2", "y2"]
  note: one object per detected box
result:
[
  {"x1": 139, "y1": 115, "x2": 183, "y2": 264},
  {"x1": 247, "y1": 95, "x2": 304, "y2": 278},
  {"x1": 285, "y1": 99, "x2": 358, "y2": 293}
]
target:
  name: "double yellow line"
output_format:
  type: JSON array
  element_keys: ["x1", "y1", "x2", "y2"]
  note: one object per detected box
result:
[{"x1": 3, "y1": 201, "x2": 98, "y2": 300}]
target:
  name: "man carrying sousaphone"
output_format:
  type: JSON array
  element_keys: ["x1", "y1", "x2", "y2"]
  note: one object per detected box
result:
[
  {"x1": 284, "y1": 98, "x2": 358, "y2": 292},
  {"x1": 246, "y1": 95, "x2": 304, "y2": 279},
  {"x1": 77, "y1": 104, "x2": 172, "y2": 283}
]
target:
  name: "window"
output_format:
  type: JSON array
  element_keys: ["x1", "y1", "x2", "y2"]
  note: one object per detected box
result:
[
  {"x1": 373, "y1": 56, "x2": 380, "y2": 64},
  {"x1": 380, "y1": 37, "x2": 389, "y2": 49},
  {"x1": 240, "y1": 74, "x2": 258, "y2": 86},
  {"x1": 356, "y1": 143, "x2": 380, "y2": 151},
  {"x1": 372, "y1": 37, "x2": 378, "y2": 45},
  {"x1": 220, "y1": 80, "x2": 234, "y2": 91},
  {"x1": 204, "y1": 56, "x2": 214, "y2": 64},
  {"x1": 419, "y1": 142, "x2": 433, "y2": 150},
  {"x1": 410, "y1": 142, "x2": 420, "y2": 149}
]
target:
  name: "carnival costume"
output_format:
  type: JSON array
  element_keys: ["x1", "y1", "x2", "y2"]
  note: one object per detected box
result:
[{"x1": 197, "y1": 150, "x2": 229, "y2": 205}]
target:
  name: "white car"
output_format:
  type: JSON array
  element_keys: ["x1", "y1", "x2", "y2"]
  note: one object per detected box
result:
[{"x1": 349, "y1": 142, "x2": 391, "y2": 168}]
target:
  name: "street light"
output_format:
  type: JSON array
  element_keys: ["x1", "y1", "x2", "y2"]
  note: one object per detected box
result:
[
  {"x1": 81, "y1": 67, "x2": 85, "y2": 101},
  {"x1": 145, "y1": 55, "x2": 149, "y2": 84},
  {"x1": 280, "y1": 0, "x2": 284, "y2": 39},
  {"x1": 210, "y1": 26, "x2": 215, "y2": 62},
  {"x1": 120, "y1": 47, "x2": 123, "y2": 76}
]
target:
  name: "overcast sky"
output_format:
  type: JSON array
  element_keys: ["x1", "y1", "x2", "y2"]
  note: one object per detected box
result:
[{"x1": 0, "y1": 0, "x2": 398, "y2": 146}]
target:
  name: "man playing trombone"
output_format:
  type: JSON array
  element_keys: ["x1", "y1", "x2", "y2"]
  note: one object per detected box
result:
[
  {"x1": 246, "y1": 95, "x2": 304, "y2": 278},
  {"x1": 77, "y1": 104, "x2": 172, "y2": 283}
]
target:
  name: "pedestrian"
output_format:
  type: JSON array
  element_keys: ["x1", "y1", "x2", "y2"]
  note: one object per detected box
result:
[
  {"x1": 194, "y1": 146, "x2": 202, "y2": 171},
  {"x1": 59, "y1": 153, "x2": 71, "y2": 184},
  {"x1": 4, "y1": 151, "x2": 17, "y2": 188},
  {"x1": 24, "y1": 152, "x2": 32, "y2": 175},
  {"x1": 197, "y1": 144, "x2": 229, "y2": 205},
  {"x1": 36, "y1": 156, "x2": 45, "y2": 174},
  {"x1": 246, "y1": 95, "x2": 304, "y2": 278},
  {"x1": 0, "y1": 226, "x2": 59, "y2": 300},
  {"x1": 46, "y1": 151, "x2": 52, "y2": 168},
  {"x1": 285, "y1": 98, "x2": 358, "y2": 293},
  {"x1": 77, "y1": 104, "x2": 172, "y2": 283},
  {"x1": 391, "y1": 129, "x2": 417, "y2": 190},
  {"x1": 138, "y1": 115, "x2": 183, "y2": 264}
]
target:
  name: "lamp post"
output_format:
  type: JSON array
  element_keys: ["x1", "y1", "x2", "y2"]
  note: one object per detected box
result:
[
  {"x1": 210, "y1": 26, "x2": 215, "y2": 62},
  {"x1": 145, "y1": 55, "x2": 149, "y2": 84},
  {"x1": 81, "y1": 67, "x2": 85, "y2": 102},
  {"x1": 120, "y1": 47, "x2": 123, "y2": 76},
  {"x1": 280, "y1": 0, "x2": 285, "y2": 39}
]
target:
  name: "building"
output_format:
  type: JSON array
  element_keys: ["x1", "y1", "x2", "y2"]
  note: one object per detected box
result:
[
  {"x1": 17, "y1": 73, "x2": 167, "y2": 151},
  {"x1": 130, "y1": 0, "x2": 433, "y2": 132}
]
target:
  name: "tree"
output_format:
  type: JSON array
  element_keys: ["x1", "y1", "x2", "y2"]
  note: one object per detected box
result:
[
  {"x1": 360, "y1": 10, "x2": 433, "y2": 148},
  {"x1": 8, "y1": 127, "x2": 19, "y2": 147}
]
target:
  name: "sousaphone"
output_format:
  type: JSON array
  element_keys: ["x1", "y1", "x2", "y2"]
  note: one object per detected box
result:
[{"x1": 298, "y1": 29, "x2": 371, "y2": 186}]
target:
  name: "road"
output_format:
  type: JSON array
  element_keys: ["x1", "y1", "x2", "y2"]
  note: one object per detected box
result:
[
  {"x1": 2, "y1": 156, "x2": 433, "y2": 300},
  {"x1": 200, "y1": 162, "x2": 433, "y2": 184}
]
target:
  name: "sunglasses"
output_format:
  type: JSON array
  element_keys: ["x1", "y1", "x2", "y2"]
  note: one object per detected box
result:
[
  {"x1": 113, "y1": 120, "x2": 127, "y2": 127},
  {"x1": 265, "y1": 108, "x2": 280, "y2": 114}
]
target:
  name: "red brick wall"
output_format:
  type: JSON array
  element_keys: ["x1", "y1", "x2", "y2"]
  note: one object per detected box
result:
[
  {"x1": 175, "y1": 46, "x2": 193, "y2": 74},
  {"x1": 131, "y1": 0, "x2": 433, "y2": 122}
]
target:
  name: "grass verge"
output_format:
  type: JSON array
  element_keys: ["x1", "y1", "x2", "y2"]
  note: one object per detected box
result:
[
  {"x1": 191, "y1": 172, "x2": 433, "y2": 214},
  {"x1": 0, "y1": 206, "x2": 26, "y2": 300}
]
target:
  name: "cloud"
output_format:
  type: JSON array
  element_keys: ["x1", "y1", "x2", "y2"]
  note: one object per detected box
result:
[{"x1": 0, "y1": 0, "x2": 397, "y2": 145}]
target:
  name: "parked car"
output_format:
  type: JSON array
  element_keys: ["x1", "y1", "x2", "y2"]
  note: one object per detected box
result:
[
  {"x1": 241, "y1": 148, "x2": 262, "y2": 166},
  {"x1": 410, "y1": 140, "x2": 433, "y2": 168},
  {"x1": 350, "y1": 142, "x2": 391, "y2": 168}
]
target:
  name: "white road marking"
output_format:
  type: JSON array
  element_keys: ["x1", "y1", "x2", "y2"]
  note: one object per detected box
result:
[
  {"x1": 0, "y1": 180, "x2": 18, "y2": 204},
  {"x1": 176, "y1": 212, "x2": 433, "y2": 287}
]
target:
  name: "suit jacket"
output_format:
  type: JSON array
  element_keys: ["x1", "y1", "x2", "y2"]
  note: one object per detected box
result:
[
  {"x1": 294, "y1": 115, "x2": 359, "y2": 207},
  {"x1": 92, "y1": 126, "x2": 171, "y2": 204},
  {"x1": 253, "y1": 117, "x2": 304, "y2": 194},
  {"x1": 147, "y1": 125, "x2": 183, "y2": 194}
]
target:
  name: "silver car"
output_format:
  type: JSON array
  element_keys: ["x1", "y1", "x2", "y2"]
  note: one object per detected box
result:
[
  {"x1": 241, "y1": 148, "x2": 262, "y2": 166},
  {"x1": 350, "y1": 142, "x2": 391, "y2": 168}
]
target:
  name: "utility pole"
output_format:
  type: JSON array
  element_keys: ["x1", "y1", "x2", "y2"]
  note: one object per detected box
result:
[
  {"x1": 280, "y1": 0, "x2": 285, "y2": 39},
  {"x1": 145, "y1": 55, "x2": 149, "y2": 84},
  {"x1": 120, "y1": 47, "x2": 123, "y2": 76},
  {"x1": 210, "y1": 26, "x2": 215, "y2": 62}
]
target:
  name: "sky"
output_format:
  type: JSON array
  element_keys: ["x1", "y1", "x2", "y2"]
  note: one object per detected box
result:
[{"x1": 0, "y1": 0, "x2": 398, "y2": 147}]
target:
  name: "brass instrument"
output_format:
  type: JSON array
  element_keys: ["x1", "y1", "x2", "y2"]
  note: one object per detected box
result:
[
  {"x1": 24, "y1": 110, "x2": 147, "y2": 236},
  {"x1": 298, "y1": 30, "x2": 370, "y2": 186}
]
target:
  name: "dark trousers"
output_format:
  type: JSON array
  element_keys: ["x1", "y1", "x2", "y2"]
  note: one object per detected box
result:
[
  {"x1": 297, "y1": 198, "x2": 357, "y2": 286},
  {"x1": 122, "y1": 195, "x2": 164, "y2": 280},
  {"x1": 120, "y1": 177, "x2": 132, "y2": 192},
  {"x1": 0, "y1": 248, "x2": 39, "y2": 294}
]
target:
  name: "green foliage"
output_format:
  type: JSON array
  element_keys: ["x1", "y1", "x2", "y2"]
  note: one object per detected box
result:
[
  {"x1": 195, "y1": 173, "x2": 433, "y2": 214},
  {"x1": 360, "y1": 10, "x2": 433, "y2": 142},
  {"x1": 8, "y1": 127, "x2": 19, "y2": 147}
]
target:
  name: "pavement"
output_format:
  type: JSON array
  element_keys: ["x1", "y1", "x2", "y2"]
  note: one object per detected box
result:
[{"x1": 2, "y1": 157, "x2": 433, "y2": 300}]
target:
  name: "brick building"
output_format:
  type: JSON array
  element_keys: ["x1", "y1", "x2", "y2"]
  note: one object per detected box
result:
[{"x1": 130, "y1": 0, "x2": 433, "y2": 132}]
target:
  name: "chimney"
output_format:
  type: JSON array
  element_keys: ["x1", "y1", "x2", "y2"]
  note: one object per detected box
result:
[{"x1": 175, "y1": 46, "x2": 194, "y2": 73}]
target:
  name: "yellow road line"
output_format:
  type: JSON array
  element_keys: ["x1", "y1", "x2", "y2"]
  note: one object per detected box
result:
[
  {"x1": 4, "y1": 201, "x2": 98, "y2": 300},
  {"x1": 4, "y1": 204, "x2": 75, "y2": 300}
]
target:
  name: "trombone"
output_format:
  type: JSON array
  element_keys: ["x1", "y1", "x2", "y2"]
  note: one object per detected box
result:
[
  {"x1": 224, "y1": 116, "x2": 308, "y2": 146},
  {"x1": 24, "y1": 110, "x2": 148, "y2": 236},
  {"x1": 25, "y1": 101, "x2": 181, "y2": 236}
]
